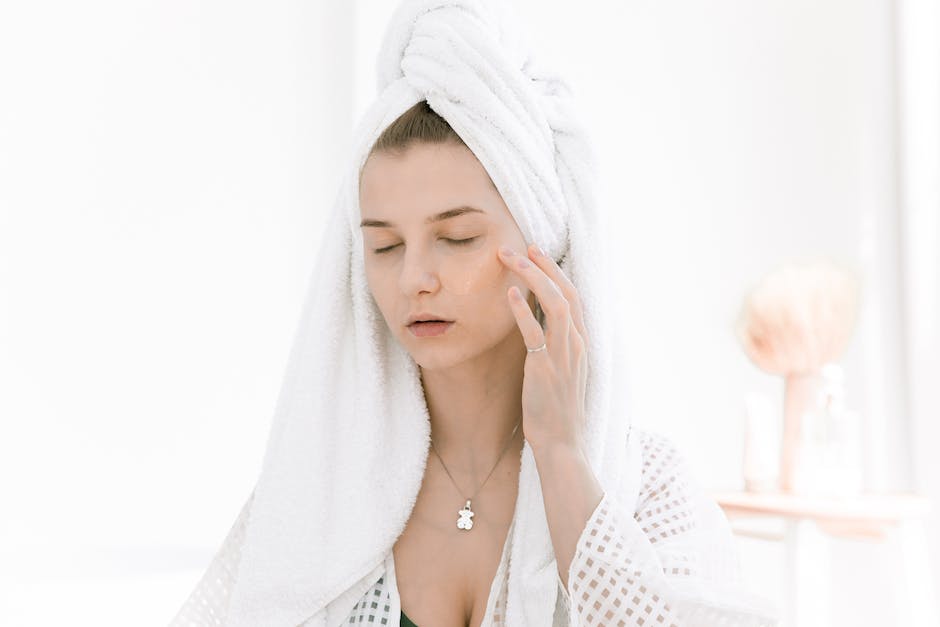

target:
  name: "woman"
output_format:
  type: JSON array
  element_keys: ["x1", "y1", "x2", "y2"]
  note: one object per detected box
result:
[{"x1": 171, "y1": 1, "x2": 778, "y2": 626}]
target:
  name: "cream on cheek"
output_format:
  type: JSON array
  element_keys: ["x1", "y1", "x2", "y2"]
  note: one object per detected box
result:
[{"x1": 437, "y1": 238, "x2": 525, "y2": 300}]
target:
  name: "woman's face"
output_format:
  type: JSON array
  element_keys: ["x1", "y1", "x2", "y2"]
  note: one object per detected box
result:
[{"x1": 358, "y1": 141, "x2": 534, "y2": 369}]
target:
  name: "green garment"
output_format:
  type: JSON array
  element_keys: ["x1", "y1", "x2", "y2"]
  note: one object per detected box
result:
[{"x1": 400, "y1": 608, "x2": 419, "y2": 627}]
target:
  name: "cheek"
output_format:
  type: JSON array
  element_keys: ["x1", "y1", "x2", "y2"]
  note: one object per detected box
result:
[
  {"x1": 439, "y1": 244, "x2": 515, "y2": 296},
  {"x1": 364, "y1": 265, "x2": 394, "y2": 317}
]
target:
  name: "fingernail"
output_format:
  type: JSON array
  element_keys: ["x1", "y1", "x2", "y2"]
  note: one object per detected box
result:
[
  {"x1": 533, "y1": 244, "x2": 546, "y2": 257},
  {"x1": 499, "y1": 245, "x2": 515, "y2": 256}
]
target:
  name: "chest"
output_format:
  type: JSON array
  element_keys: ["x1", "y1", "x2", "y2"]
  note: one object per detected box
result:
[{"x1": 392, "y1": 461, "x2": 519, "y2": 626}]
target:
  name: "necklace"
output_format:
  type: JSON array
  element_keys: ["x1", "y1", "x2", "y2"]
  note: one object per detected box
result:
[{"x1": 429, "y1": 417, "x2": 522, "y2": 531}]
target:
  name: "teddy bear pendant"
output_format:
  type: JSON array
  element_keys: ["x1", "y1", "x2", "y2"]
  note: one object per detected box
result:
[{"x1": 456, "y1": 499, "x2": 475, "y2": 530}]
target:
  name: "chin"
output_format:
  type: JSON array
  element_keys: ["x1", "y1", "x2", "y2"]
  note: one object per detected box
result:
[
  {"x1": 408, "y1": 349, "x2": 464, "y2": 371},
  {"x1": 406, "y1": 327, "x2": 519, "y2": 372},
  {"x1": 396, "y1": 330, "x2": 464, "y2": 371}
]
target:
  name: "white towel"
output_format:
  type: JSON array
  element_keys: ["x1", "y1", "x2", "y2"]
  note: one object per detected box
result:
[{"x1": 222, "y1": 1, "x2": 637, "y2": 624}]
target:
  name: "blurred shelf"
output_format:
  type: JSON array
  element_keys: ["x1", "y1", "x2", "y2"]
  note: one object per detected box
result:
[
  {"x1": 711, "y1": 490, "x2": 931, "y2": 541},
  {"x1": 709, "y1": 489, "x2": 937, "y2": 627}
]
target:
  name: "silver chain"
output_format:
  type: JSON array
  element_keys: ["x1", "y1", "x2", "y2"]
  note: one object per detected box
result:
[{"x1": 429, "y1": 416, "x2": 521, "y2": 529}]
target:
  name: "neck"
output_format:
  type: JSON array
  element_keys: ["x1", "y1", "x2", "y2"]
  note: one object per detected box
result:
[{"x1": 419, "y1": 331, "x2": 527, "y2": 480}]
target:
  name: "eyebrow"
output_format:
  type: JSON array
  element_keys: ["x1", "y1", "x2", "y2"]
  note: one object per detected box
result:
[{"x1": 359, "y1": 205, "x2": 485, "y2": 228}]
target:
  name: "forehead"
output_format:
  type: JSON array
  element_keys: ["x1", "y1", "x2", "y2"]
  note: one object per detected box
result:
[{"x1": 358, "y1": 142, "x2": 509, "y2": 224}]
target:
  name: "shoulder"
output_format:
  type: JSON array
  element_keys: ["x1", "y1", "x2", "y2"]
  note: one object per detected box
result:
[
  {"x1": 630, "y1": 426, "x2": 693, "y2": 482},
  {"x1": 628, "y1": 426, "x2": 699, "y2": 513}
]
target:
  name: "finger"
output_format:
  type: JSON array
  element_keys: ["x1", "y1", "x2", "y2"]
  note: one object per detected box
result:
[
  {"x1": 498, "y1": 245, "x2": 569, "y2": 350},
  {"x1": 507, "y1": 285, "x2": 546, "y2": 351},
  {"x1": 524, "y1": 243, "x2": 588, "y2": 344}
]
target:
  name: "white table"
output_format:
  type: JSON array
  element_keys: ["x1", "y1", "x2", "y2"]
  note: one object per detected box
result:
[{"x1": 711, "y1": 490, "x2": 937, "y2": 627}]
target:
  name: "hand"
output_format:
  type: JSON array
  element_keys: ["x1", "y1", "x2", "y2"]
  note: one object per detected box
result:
[{"x1": 498, "y1": 242, "x2": 589, "y2": 454}]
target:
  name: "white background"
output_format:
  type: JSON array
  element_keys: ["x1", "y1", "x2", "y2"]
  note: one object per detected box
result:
[{"x1": 1, "y1": 1, "x2": 936, "y2": 625}]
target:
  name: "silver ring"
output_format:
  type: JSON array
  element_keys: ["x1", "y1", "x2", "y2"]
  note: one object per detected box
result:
[{"x1": 527, "y1": 342, "x2": 547, "y2": 353}]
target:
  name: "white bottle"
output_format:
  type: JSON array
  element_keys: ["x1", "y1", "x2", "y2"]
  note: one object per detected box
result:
[
  {"x1": 743, "y1": 393, "x2": 778, "y2": 493},
  {"x1": 799, "y1": 363, "x2": 863, "y2": 497}
]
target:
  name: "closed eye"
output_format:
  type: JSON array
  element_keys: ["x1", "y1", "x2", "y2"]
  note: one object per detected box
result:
[
  {"x1": 373, "y1": 237, "x2": 479, "y2": 254},
  {"x1": 446, "y1": 237, "x2": 478, "y2": 247}
]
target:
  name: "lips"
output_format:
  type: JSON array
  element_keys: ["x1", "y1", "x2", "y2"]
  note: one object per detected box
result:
[
  {"x1": 407, "y1": 321, "x2": 454, "y2": 337},
  {"x1": 406, "y1": 312, "x2": 453, "y2": 325}
]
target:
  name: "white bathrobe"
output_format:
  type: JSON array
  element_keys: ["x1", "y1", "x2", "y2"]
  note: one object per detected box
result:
[{"x1": 169, "y1": 1, "x2": 780, "y2": 625}]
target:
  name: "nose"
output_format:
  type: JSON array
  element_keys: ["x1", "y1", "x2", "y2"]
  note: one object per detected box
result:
[{"x1": 399, "y1": 246, "x2": 441, "y2": 296}]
